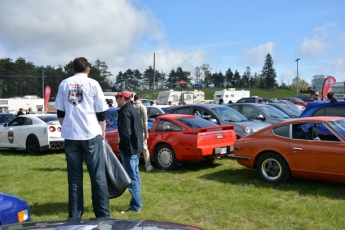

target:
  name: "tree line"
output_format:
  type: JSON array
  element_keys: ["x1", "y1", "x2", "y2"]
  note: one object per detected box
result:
[{"x1": 0, "y1": 54, "x2": 310, "y2": 99}]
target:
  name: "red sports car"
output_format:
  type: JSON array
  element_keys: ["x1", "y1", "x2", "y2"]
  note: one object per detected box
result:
[
  {"x1": 106, "y1": 114, "x2": 236, "y2": 169},
  {"x1": 231, "y1": 116, "x2": 345, "y2": 184}
]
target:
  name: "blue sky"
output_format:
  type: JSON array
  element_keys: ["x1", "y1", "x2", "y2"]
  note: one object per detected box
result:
[{"x1": 0, "y1": 0, "x2": 344, "y2": 86}]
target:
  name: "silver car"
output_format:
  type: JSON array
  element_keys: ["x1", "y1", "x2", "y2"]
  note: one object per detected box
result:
[
  {"x1": 226, "y1": 103, "x2": 291, "y2": 124},
  {"x1": 165, "y1": 104, "x2": 270, "y2": 139}
]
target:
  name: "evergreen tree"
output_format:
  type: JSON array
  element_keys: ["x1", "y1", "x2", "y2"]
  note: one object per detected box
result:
[
  {"x1": 261, "y1": 53, "x2": 277, "y2": 89},
  {"x1": 224, "y1": 68, "x2": 234, "y2": 87}
]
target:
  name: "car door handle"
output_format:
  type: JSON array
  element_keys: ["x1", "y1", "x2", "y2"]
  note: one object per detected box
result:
[{"x1": 293, "y1": 147, "x2": 303, "y2": 151}]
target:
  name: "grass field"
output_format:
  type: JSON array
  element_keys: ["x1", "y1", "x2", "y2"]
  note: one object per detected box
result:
[
  {"x1": 1, "y1": 150, "x2": 345, "y2": 229},
  {"x1": 134, "y1": 88, "x2": 306, "y2": 101}
]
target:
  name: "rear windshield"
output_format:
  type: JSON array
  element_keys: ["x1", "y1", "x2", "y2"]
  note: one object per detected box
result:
[
  {"x1": 175, "y1": 117, "x2": 219, "y2": 129},
  {"x1": 38, "y1": 115, "x2": 59, "y2": 123},
  {"x1": 0, "y1": 114, "x2": 14, "y2": 123}
]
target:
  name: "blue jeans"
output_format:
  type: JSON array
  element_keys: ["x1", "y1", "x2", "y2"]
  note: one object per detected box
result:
[
  {"x1": 120, "y1": 151, "x2": 142, "y2": 211},
  {"x1": 65, "y1": 135, "x2": 109, "y2": 218}
]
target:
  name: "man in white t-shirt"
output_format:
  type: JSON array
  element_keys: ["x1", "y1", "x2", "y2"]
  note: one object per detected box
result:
[{"x1": 54, "y1": 57, "x2": 109, "y2": 219}]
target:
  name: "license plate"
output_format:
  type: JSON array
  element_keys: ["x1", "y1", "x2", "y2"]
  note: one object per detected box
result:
[
  {"x1": 215, "y1": 147, "x2": 228, "y2": 154},
  {"x1": 221, "y1": 147, "x2": 227, "y2": 154}
]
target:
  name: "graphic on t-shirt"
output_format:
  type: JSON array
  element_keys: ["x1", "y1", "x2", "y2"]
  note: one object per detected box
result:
[{"x1": 68, "y1": 87, "x2": 83, "y2": 106}]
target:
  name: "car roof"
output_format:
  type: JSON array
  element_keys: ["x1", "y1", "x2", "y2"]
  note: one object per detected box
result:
[{"x1": 277, "y1": 116, "x2": 344, "y2": 124}]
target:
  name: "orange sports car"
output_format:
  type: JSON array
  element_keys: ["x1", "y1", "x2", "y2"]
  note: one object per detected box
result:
[
  {"x1": 106, "y1": 114, "x2": 236, "y2": 169},
  {"x1": 231, "y1": 116, "x2": 345, "y2": 184}
]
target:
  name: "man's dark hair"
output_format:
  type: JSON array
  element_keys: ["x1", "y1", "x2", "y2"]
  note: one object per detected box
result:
[
  {"x1": 310, "y1": 90, "x2": 317, "y2": 96},
  {"x1": 134, "y1": 94, "x2": 141, "y2": 101},
  {"x1": 73, "y1": 57, "x2": 89, "y2": 73}
]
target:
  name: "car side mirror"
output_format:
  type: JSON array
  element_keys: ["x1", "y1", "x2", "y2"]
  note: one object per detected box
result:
[{"x1": 256, "y1": 114, "x2": 265, "y2": 120}]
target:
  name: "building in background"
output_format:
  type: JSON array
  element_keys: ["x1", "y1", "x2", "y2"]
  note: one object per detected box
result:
[{"x1": 311, "y1": 75, "x2": 344, "y2": 93}]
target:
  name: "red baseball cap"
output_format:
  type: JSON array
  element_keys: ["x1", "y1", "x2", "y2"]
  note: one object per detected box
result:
[{"x1": 114, "y1": 91, "x2": 132, "y2": 99}]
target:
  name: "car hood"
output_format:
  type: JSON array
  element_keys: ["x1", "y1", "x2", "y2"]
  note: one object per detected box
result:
[
  {"x1": 0, "y1": 218, "x2": 204, "y2": 230},
  {"x1": 0, "y1": 192, "x2": 28, "y2": 214}
]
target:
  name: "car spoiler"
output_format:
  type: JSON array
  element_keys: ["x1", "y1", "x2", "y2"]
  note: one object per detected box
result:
[{"x1": 184, "y1": 125, "x2": 234, "y2": 134}]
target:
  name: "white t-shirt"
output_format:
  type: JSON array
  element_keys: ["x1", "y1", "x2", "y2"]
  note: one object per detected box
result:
[{"x1": 54, "y1": 73, "x2": 107, "y2": 140}]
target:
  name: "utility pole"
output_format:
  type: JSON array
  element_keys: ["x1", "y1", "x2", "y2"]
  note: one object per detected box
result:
[
  {"x1": 42, "y1": 70, "x2": 45, "y2": 99},
  {"x1": 153, "y1": 53, "x2": 155, "y2": 96},
  {"x1": 295, "y1": 58, "x2": 300, "y2": 96}
]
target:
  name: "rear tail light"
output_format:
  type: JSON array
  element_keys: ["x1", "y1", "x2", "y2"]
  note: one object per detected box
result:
[
  {"x1": 48, "y1": 126, "x2": 56, "y2": 132},
  {"x1": 57, "y1": 127, "x2": 62, "y2": 132}
]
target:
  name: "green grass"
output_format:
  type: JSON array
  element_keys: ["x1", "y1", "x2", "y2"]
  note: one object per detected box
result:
[
  {"x1": 135, "y1": 88, "x2": 307, "y2": 101},
  {"x1": 1, "y1": 151, "x2": 345, "y2": 229}
]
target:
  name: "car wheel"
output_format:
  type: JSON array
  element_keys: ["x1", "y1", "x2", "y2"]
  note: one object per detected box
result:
[
  {"x1": 155, "y1": 144, "x2": 177, "y2": 170},
  {"x1": 26, "y1": 135, "x2": 41, "y2": 154},
  {"x1": 256, "y1": 152, "x2": 290, "y2": 183}
]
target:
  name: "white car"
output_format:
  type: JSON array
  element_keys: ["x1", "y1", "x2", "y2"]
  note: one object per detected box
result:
[{"x1": 0, "y1": 114, "x2": 64, "y2": 154}]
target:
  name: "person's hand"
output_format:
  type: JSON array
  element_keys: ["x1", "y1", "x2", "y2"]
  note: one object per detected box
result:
[
  {"x1": 144, "y1": 133, "x2": 149, "y2": 139},
  {"x1": 101, "y1": 133, "x2": 105, "y2": 140}
]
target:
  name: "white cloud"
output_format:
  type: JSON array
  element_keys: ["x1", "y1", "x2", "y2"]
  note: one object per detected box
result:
[
  {"x1": 0, "y1": 0, "x2": 204, "y2": 81},
  {"x1": 240, "y1": 42, "x2": 275, "y2": 66},
  {"x1": 298, "y1": 22, "x2": 337, "y2": 58},
  {"x1": 299, "y1": 37, "x2": 327, "y2": 58}
]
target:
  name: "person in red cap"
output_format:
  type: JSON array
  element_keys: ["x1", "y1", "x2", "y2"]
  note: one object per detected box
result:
[{"x1": 116, "y1": 90, "x2": 144, "y2": 213}]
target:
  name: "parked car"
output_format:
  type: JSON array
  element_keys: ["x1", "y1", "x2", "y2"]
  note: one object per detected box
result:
[
  {"x1": 105, "y1": 107, "x2": 120, "y2": 131},
  {"x1": 231, "y1": 116, "x2": 345, "y2": 184},
  {"x1": 236, "y1": 96, "x2": 263, "y2": 103},
  {"x1": 226, "y1": 103, "x2": 290, "y2": 124},
  {"x1": 106, "y1": 114, "x2": 237, "y2": 169},
  {"x1": 0, "y1": 192, "x2": 30, "y2": 225},
  {"x1": 277, "y1": 99, "x2": 305, "y2": 111},
  {"x1": 146, "y1": 105, "x2": 169, "y2": 116},
  {"x1": 165, "y1": 104, "x2": 270, "y2": 139},
  {"x1": 277, "y1": 97, "x2": 307, "y2": 108},
  {"x1": 267, "y1": 103, "x2": 302, "y2": 118},
  {"x1": 0, "y1": 114, "x2": 64, "y2": 154},
  {"x1": 0, "y1": 218, "x2": 202, "y2": 229},
  {"x1": 0, "y1": 113, "x2": 15, "y2": 126},
  {"x1": 299, "y1": 101, "x2": 345, "y2": 118}
]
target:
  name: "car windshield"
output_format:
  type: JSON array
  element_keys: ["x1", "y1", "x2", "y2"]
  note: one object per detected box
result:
[
  {"x1": 108, "y1": 109, "x2": 118, "y2": 120},
  {"x1": 0, "y1": 114, "x2": 14, "y2": 123},
  {"x1": 38, "y1": 115, "x2": 59, "y2": 123},
  {"x1": 327, "y1": 119, "x2": 345, "y2": 139},
  {"x1": 279, "y1": 105, "x2": 301, "y2": 118},
  {"x1": 210, "y1": 107, "x2": 248, "y2": 122},
  {"x1": 175, "y1": 117, "x2": 219, "y2": 129},
  {"x1": 161, "y1": 107, "x2": 171, "y2": 112},
  {"x1": 279, "y1": 100, "x2": 293, "y2": 105},
  {"x1": 141, "y1": 99, "x2": 150, "y2": 106},
  {"x1": 294, "y1": 98, "x2": 305, "y2": 103},
  {"x1": 260, "y1": 105, "x2": 290, "y2": 118}
]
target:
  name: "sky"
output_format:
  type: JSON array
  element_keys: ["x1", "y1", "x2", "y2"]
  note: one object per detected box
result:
[{"x1": 0, "y1": 0, "x2": 344, "y2": 86}]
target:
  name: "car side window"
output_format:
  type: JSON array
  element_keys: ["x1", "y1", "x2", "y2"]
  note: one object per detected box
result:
[
  {"x1": 230, "y1": 105, "x2": 240, "y2": 111},
  {"x1": 272, "y1": 124, "x2": 289, "y2": 138},
  {"x1": 155, "y1": 119, "x2": 184, "y2": 132},
  {"x1": 292, "y1": 122, "x2": 340, "y2": 142},
  {"x1": 171, "y1": 108, "x2": 190, "y2": 114},
  {"x1": 151, "y1": 108, "x2": 162, "y2": 115},
  {"x1": 193, "y1": 108, "x2": 216, "y2": 121},
  {"x1": 8, "y1": 117, "x2": 27, "y2": 126},
  {"x1": 242, "y1": 106, "x2": 260, "y2": 120},
  {"x1": 324, "y1": 105, "x2": 345, "y2": 117}
]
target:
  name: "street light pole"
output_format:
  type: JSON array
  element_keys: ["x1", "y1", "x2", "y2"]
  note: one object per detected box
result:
[
  {"x1": 42, "y1": 70, "x2": 45, "y2": 98},
  {"x1": 295, "y1": 58, "x2": 300, "y2": 96}
]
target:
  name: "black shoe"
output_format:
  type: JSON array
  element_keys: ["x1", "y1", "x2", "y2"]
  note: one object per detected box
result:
[{"x1": 120, "y1": 208, "x2": 140, "y2": 214}]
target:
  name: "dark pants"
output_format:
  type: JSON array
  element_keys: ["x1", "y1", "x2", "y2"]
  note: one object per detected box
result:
[{"x1": 65, "y1": 135, "x2": 109, "y2": 218}]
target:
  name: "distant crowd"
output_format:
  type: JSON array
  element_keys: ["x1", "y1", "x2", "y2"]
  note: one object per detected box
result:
[{"x1": 16, "y1": 107, "x2": 43, "y2": 116}]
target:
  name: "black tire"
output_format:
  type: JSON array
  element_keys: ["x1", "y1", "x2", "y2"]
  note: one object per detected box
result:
[
  {"x1": 26, "y1": 135, "x2": 41, "y2": 154},
  {"x1": 154, "y1": 144, "x2": 177, "y2": 170},
  {"x1": 256, "y1": 152, "x2": 290, "y2": 183}
]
